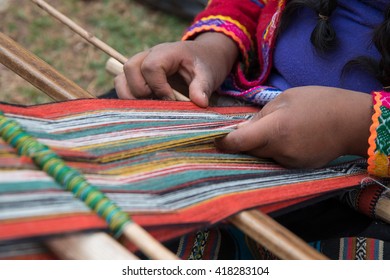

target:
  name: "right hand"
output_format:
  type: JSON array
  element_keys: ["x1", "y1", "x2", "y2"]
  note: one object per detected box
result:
[{"x1": 114, "y1": 32, "x2": 239, "y2": 107}]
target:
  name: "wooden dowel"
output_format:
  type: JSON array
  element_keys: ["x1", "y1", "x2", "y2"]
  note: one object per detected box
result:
[
  {"x1": 0, "y1": 32, "x2": 95, "y2": 101},
  {"x1": 376, "y1": 195, "x2": 390, "y2": 224},
  {"x1": 30, "y1": 0, "x2": 128, "y2": 64},
  {"x1": 229, "y1": 210, "x2": 328, "y2": 260},
  {"x1": 30, "y1": 0, "x2": 190, "y2": 102},
  {"x1": 46, "y1": 232, "x2": 139, "y2": 260},
  {"x1": 123, "y1": 223, "x2": 179, "y2": 260},
  {"x1": 105, "y1": 58, "x2": 190, "y2": 101},
  {"x1": 105, "y1": 57, "x2": 124, "y2": 77}
]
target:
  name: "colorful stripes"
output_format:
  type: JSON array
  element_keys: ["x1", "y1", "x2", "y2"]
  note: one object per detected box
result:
[
  {"x1": 339, "y1": 237, "x2": 384, "y2": 260},
  {"x1": 220, "y1": 77, "x2": 282, "y2": 105},
  {"x1": 0, "y1": 111, "x2": 131, "y2": 236},
  {"x1": 368, "y1": 91, "x2": 390, "y2": 176},
  {"x1": 0, "y1": 99, "x2": 370, "y2": 257}
]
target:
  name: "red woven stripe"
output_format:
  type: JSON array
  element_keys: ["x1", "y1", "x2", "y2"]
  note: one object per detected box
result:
[
  {"x1": 133, "y1": 174, "x2": 365, "y2": 227},
  {"x1": 0, "y1": 214, "x2": 106, "y2": 240},
  {"x1": 0, "y1": 99, "x2": 258, "y2": 119},
  {"x1": 357, "y1": 184, "x2": 384, "y2": 217}
]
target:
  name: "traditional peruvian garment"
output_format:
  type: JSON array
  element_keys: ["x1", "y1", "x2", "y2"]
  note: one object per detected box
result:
[{"x1": 183, "y1": 0, "x2": 385, "y2": 104}]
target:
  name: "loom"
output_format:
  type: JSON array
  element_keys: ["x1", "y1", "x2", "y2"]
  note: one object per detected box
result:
[{"x1": 1, "y1": 1, "x2": 390, "y2": 260}]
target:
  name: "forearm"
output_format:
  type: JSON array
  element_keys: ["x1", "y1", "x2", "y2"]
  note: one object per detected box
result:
[{"x1": 194, "y1": 32, "x2": 239, "y2": 80}]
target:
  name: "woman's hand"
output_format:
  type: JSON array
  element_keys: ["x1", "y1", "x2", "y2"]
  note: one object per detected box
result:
[
  {"x1": 114, "y1": 33, "x2": 239, "y2": 108},
  {"x1": 216, "y1": 86, "x2": 373, "y2": 168}
]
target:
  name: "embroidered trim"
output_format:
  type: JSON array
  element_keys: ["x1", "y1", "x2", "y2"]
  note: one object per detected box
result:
[
  {"x1": 219, "y1": 77, "x2": 282, "y2": 105},
  {"x1": 188, "y1": 230, "x2": 210, "y2": 260},
  {"x1": 234, "y1": 0, "x2": 286, "y2": 89},
  {"x1": 368, "y1": 91, "x2": 389, "y2": 176},
  {"x1": 182, "y1": 16, "x2": 254, "y2": 68},
  {"x1": 339, "y1": 237, "x2": 384, "y2": 260},
  {"x1": 356, "y1": 184, "x2": 386, "y2": 218}
]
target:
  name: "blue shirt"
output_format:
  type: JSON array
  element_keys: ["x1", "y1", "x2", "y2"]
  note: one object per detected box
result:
[{"x1": 268, "y1": 0, "x2": 389, "y2": 93}]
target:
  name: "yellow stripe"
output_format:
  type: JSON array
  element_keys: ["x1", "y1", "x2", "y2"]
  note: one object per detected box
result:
[{"x1": 200, "y1": 15, "x2": 253, "y2": 43}]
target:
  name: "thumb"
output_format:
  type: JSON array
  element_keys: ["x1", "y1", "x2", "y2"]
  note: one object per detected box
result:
[
  {"x1": 188, "y1": 74, "x2": 213, "y2": 108},
  {"x1": 215, "y1": 113, "x2": 276, "y2": 155}
]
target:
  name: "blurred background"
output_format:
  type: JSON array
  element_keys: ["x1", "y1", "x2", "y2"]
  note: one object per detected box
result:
[{"x1": 0, "y1": 0, "x2": 206, "y2": 104}]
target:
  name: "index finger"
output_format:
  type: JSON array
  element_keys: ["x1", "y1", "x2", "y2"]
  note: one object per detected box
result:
[
  {"x1": 123, "y1": 52, "x2": 153, "y2": 99},
  {"x1": 140, "y1": 46, "x2": 184, "y2": 101}
]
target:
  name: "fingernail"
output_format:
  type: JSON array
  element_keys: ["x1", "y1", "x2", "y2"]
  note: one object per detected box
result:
[
  {"x1": 162, "y1": 96, "x2": 174, "y2": 101},
  {"x1": 214, "y1": 138, "x2": 237, "y2": 154},
  {"x1": 237, "y1": 120, "x2": 251, "y2": 128}
]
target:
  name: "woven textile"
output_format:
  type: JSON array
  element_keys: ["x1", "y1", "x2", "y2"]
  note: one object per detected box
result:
[{"x1": 0, "y1": 99, "x2": 369, "y2": 258}]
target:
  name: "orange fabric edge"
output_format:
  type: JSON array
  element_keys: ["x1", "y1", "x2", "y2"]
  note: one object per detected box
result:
[{"x1": 367, "y1": 91, "x2": 383, "y2": 175}]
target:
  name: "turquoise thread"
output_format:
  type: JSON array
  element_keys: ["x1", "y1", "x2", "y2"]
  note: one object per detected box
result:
[{"x1": 0, "y1": 111, "x2": 131, "y2": 235}]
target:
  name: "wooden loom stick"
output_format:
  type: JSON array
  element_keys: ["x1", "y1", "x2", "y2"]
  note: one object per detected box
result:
[
  {"x1": 46, "y1": 232, "x2": 138, "y2": 260},
  {"x1": 376, "y1": 195, "x2": 390, "y2": 224},
  {"x1": 30, "y1": 0, "x2": 190, "y2": 102},
  {"x1": 0, "y1": 32, "x2": 95, "y2": 101},
  {"x1": 106, "y1": 57, "x2": 124, "y2": 77},
  {"x1": 230, "y1": 210, "x2": 328, "y2": 260},
  {"x1": 0, "y1": 34, "x2": 178, "y2": 260}
]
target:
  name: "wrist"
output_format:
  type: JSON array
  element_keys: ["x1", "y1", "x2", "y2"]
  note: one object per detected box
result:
[
  {"x1": 194, "y1": 32, "x2": 239, "y2": 74},
  {"x1": 345, "y1": 93, "x2": 372, "y2": 157}
]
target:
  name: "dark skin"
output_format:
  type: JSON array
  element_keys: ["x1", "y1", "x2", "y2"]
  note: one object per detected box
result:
[
  {"x1": 115, "y1": 32, "x2": 238, "y2": 107},
  {"x1": 115, "y1": 32, "x2": 373, "y2": 168}
]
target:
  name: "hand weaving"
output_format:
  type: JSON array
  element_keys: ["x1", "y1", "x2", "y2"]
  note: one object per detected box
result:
[
  {"x1": 0, "y1": 98, "x2": 369, "y2": 259},
  {"x1": 0, "y1": 0, "x2": 387, "y2": 259}
]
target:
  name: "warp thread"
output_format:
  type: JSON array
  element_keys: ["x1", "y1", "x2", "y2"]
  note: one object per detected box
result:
[{"x1": 0, "y1": 111, "x2": 131, "y2": 237}]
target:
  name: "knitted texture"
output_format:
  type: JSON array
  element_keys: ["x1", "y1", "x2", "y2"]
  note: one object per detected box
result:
[
  {"x1": 368, "y1": 91, "x2": 390, "y2": 177},
  {"x1": 182, "y1": 0, "x2": 286, "y2": 105}
]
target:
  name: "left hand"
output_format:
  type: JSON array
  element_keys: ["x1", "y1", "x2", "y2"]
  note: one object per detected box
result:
[{"x1": 215, "y1": 86, "x2": 373, "y2": 168}]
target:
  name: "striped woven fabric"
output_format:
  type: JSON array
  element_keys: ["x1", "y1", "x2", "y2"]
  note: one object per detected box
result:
[{"x1": 0, "y1": 99, "x2": 369, "y2": 258}]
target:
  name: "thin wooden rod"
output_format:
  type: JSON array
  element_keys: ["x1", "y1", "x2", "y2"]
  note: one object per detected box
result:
[
  {"x1": 46, "y1": 232, "x2": 139, "y2": 260},
  {"x1": 122, "y1": 223, "x2": 179, "y2": 260},
  {"x1": 31, "y1": 0, "x2": 190, "y2": 102},
  {"x1": 229, "y1": 210, "x2": 328, "y2": 260},
  {"x1": 0, "y1": 32, "x2": 95, "y2": 101},
  {"x1": 30, "y1": 0, "x2": 128, "y2": 64},
  {"x1": 106, "y1": 57, "x2": 123, "y2": 77},
  {"x1": 376, "y1": 195, "x2": 390, "y2": 224}
]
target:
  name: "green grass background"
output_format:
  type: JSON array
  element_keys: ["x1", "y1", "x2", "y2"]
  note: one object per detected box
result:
[{"x1": 0, "y1": 0, "x2": 189, "y2": 104}]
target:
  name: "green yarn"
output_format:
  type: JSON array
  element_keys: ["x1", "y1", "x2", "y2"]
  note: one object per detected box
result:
[{"x1": 0, "y1": 111, "x2": 131, "y2": 236}]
